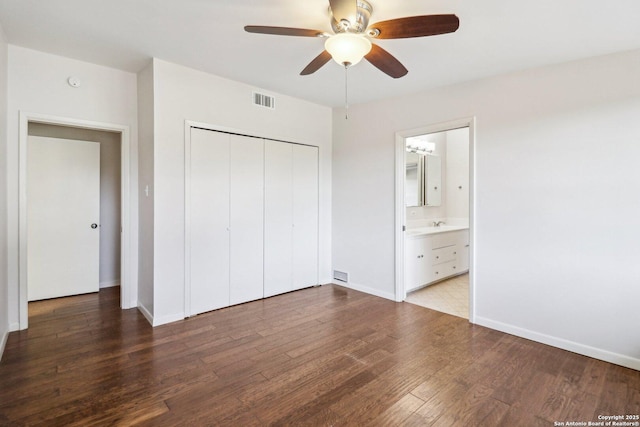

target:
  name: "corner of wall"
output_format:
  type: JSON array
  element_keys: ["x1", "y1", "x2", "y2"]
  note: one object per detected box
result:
[
  {"x1": 0, "y1": 21, "x2": 10, "y2": 359},
  {"x1": 136, "y1": 59, "x2": 155, "y2": 318},
  {"x1": 137, "y1": 302, "x2": 154, "y2": 326},
  {"x1": 0, "y1": 330, "x2": 7, "y2": 361}
]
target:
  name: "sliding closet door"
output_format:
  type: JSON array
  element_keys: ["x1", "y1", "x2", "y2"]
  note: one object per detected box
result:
[
  {"x1": 264, "y1": 140, "x2": 293, "y2": 297},
  {"x1": 189, "y1": 128, "x2": 230, "y2": 315},
  {"x1": 292, "y1": 144, "x2": 319, "y2": 290},
  {"x1": 229, "y1": 135, "x2": 264, "y2": 305}
]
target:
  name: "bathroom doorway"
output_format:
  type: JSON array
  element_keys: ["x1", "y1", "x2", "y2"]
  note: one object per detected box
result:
[{"x1": 394, "y1": 118, "x2": 475, "y2": 321}]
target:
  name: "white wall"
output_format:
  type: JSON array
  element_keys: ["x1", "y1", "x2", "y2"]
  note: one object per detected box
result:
[
  {"x1": 6, "y1": 46, "x2": 139, "y2": 329},
  {"x1": 333, "y1": 49, "x2": 640, "y2": 369},
  {"x1": 137, "y1": 61, "x2": 154, "y2": 318},
  {"x1": 0, "y1": 23, "x2": 9, "y2": 358},
  {"x1": 27, "y1": 123, "x2": 121, "y2": 287},
  {"x1": 150, "y1": 59, "x2": 332, "y2": 325}
]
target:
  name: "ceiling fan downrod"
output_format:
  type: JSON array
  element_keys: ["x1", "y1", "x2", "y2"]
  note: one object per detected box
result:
[{"x1": 344, "y1": 63, "x2": 349, "y2": 119}]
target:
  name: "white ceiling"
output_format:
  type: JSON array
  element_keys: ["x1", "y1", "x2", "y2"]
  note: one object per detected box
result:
[{"x1": 1, "y1": 0, "x2": 639, "y2": 107}]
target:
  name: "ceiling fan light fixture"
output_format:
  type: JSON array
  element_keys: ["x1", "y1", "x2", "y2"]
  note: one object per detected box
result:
[{"x1": 324, "y1": 33, "x2": 372, "y2": 66}]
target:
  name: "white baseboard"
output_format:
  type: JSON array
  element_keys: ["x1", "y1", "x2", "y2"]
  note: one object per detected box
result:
[
  {"x1": 10, "y1": 322, "x2": 20, "y2": 332},
  {"x1": 475, "y1": 316, "x2": 640, "y2": 371},
  {"x1": 0, "y1": 330, "x2": 8, "y2": 361},
  {"x1": 100, "y1": 280, "x2": 120, "y2": 289},
  {"x1": 319, "y1": 276, "x2": 333, "y2": 286},
  {"x1": 334, "y1": 281, "x2": 396, "y2": 301},
  {"x1": 137, "y1": 303, "x2": 154, "y2": 326},
  {"x1": 138, "y1": 303, "x2": 185, "y2": 327},
  {"x1": 152, "y1": 312, "x2": 185, "y2": 327}
]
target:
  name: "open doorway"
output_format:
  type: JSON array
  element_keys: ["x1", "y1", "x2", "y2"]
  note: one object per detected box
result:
[
  {"x1": 18, "y1": 112, "x2": 133, "y2": 329},
  {"x1": 27, "y1": 123, "x2": 121, "y2": 302},
  {"x1": 394, "y1": 118, "x2": 475, "y2": 321}
]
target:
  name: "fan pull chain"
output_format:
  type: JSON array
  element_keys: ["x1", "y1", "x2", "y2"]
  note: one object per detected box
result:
[{"x1": 344, "y1": 63, "x2": 349, "y2": 120}]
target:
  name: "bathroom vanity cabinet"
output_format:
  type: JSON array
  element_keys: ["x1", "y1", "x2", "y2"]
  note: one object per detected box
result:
[{"x1": 405, "y1": 229, "x2": 469, "y2": 292}]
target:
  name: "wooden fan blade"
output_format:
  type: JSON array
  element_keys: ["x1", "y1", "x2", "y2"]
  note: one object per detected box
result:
[
  {"x1": 365, "y1": 44, "x2": 408, "y2": 78},
  {"x1": 369, "y1": 15, "x2": 459, "y2": 39},
  {"x1": 244, "y1": 26, "x2": 324, "y2": 37},
  {"x1": 329, "y1": 0, "x2": 357, "y2": 23},
  {"x1": 300, "y1": 50, "x2": 333, "y2": 75}
]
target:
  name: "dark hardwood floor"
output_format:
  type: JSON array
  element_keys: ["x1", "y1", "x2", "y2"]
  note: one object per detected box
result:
[{"x1": 1, "y1": 285, "x2": 638, "y2": 426}]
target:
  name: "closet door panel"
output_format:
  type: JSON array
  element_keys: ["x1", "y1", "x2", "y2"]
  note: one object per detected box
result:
[
  {"x1": 264, "y1": 140, "x2": 293, "y2": 297},
  {"x1": 292, "y1": 145, "x2": 319, "y2": 290},
  {"x1": 230, "y1": 135, "x2": 264, "y2": 305},
  {"x1": 189, "y1": 128, "x2": 230, "y2": 315}
]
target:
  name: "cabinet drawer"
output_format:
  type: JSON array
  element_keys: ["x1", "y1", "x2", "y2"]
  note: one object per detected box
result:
[
  {"x1": 432, "y1": 260, "x2": 458, "y2": 281},
  {"x1": 431, "y1": 232, "x2": 458, "y2": 249},
  {"x1": 431, "y1": 245, "x2": 457, "y2": 265}
]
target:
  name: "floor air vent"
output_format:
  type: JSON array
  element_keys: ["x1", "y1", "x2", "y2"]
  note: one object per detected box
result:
[
  {"x1": 252, "y1": 92, "x2": 275, "y2": 109},
  {"x1": 333, "y1": 270, "x2": 348, "y2": 283}
]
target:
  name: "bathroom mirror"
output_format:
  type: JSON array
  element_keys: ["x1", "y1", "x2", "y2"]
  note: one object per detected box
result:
[
  {"x1": 425, "y1": 154, "x2": 441, "y2": 206},
  {"x1": 405, "y1": 151, "x2": 424, "y2": 207},
  {"x1": 405, "y1": 151, "x2": 442, "y2": 207}
]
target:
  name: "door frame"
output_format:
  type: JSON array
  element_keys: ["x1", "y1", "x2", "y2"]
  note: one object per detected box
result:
[
  {"x1": 394, "y1": 117, "x2": 477, "y2": 322},
  {"x1": 18, "y1": 111, "x2": 134, "y2": 329}
]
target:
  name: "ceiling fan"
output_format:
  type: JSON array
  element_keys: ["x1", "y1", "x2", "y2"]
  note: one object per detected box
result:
[{"x1": 245, "y1": 0, "x2": 459, "y2": 78}]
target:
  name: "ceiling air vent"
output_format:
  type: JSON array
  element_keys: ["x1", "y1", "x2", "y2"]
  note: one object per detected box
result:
[{"x1": 252, "y1": 92, "x2": 275, "y2": 109}]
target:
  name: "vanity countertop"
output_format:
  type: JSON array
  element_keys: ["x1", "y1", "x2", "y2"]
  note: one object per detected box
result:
[{"x1": 406, "y1": 225, "x2": 469, "y2": 237}]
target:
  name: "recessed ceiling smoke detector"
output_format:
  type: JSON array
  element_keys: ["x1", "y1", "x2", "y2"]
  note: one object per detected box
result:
[{"x1": 67, "y1": 76, "x2": 81, "y2": 88}]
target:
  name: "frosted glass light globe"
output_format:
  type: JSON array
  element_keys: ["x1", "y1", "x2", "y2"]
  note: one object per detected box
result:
[{"x1": 325, "y1": 33, "x2": 372, "y2": 66}]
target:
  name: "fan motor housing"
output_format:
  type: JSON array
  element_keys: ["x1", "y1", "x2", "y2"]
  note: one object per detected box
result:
[{"x1": 331, "y1": 0, "x2": 372, "y2": 34}]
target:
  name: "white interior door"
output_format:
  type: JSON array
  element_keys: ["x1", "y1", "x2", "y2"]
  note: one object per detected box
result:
[
  {"x1": 264, "y1": 140, "x2": 293, "y2": 297},
  {"x1": 229, "y1": 135, "x2": 264, "y2": 305},
  {"x1": 292, "y1": 145, "x2": 319, "y2": 290},
  {"x1": 27, "y1": 136, "x2": 100, "y2": 301},
  {"x1": 189, "y1": 128, "x2": 230, "y2": 315}
]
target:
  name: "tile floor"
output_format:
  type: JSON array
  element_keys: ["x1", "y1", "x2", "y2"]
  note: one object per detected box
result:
[{"x1": 405, "y1": 273, "x2": 469, "y2": 319}]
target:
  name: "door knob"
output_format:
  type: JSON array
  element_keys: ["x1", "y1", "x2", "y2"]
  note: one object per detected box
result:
[{"x1": 91, "y1": 223, "x2": 98, "y2": 229}]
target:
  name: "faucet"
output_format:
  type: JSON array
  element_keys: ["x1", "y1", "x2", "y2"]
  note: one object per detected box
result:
[{"x1": 433, "y1": 220, "x2": 446, "y2": 227}]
